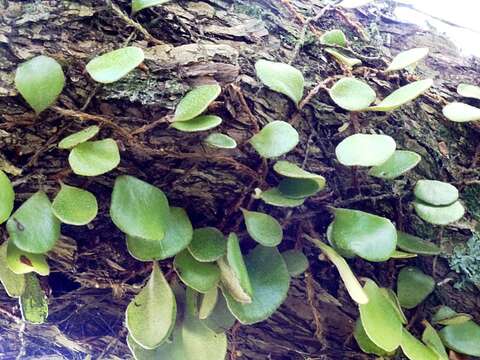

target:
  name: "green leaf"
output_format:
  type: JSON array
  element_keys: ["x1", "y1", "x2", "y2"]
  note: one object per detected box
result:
[
  {"x1": 401, "y1": 328, "x2": 438, "y2": 360},
  {"x1": 422, "y1": 322, "x2": 449, "y2": 360},
  {"x1": 171, "y1": 115, "x2": 222, "y2": 132},
  {"x1": 281, "y1": 250, "x2": 308, "y2": 277},
  {"x1": 273, "y1": 160, "x2": 326, "y2": 182},
  {"x1": 7, "y1": 191, "x2": 60, "y2": 254},
  {"x1": 6, "y1": 241, "x2": 49, "y2": 276},
  {"x1": 324, "y1": 48, "x2": 362, "y2": 68},
  {"x1": 199, "y1": 287, "x2": 218, "y2": 320},
  {"x1": 390, "y1": 250, "x2": 417, "y2": 259},
  {"x1": 132, "y1": 0, "x2": 170, "y2": 14},
  {"x1": 250, "y1": 121, "x2": 299, "y2": 158},
  {"x1": 201, "y1": 290, "x2": 236, "y2": 333},
  {"x1": 174, "y1": 84, "x2": 221, "y2": 122},
  {"x1": 255, "y1": 59, "x2": 304, "y2": 104},
  {"x1": 15, "y1": 55, "x2": 65, "y2": 114},
  {"x1": 414, "y1": 180, "x2": 459, "y2": 206},
  {"x1": 111, "y1": 175, "x2": 169, "y2": 241},
  {"x1": 86, "y1": 47, "x2": 144, "y2": 84},
  {"x1": 368, "y1": 150, "x2": 421, "y2": 179},
  {"x1": 20, "y1": 273, "x2": 48, "y2": 324},
  {"x1": 367, "y1": 79, "x2": 433, "y2": 111},
  {"x1": 223, "y1": 245, "x2": 290, "y2": 325},
  {"x1": 320, "y1": 29, "x2": 347, "y2": 47},
  {"x1": 278, "y1": 178, "x2": 323, "y2": 199},
  {"x1": 52, "y1": 184, "x2": 98, "y2": 225},
  {"x1": 380, "y1": 288, "x2": 407, "y2": 324},
  {"x1": 335, "y1": 134, "x2": 396, "y2": 167},
  {"x1": 68, "y1": 139, "x2": 120, "y2": 176},
  {"x1": 414, "y1": 200, "x2": 465, "y2": 225},
  {"x1": 329, "y1": 77, "x2": 376, "y2": 111},
  {"x1": 338, "y1": 0, "x2": 374, "y2": 8},
  {"x1": 397, "y1": 267, "x2": 435, "y2": 309},
  {"x1": 354, "y1": 319, "x2": 391, "y2": 356},
  {"x1": 224, "y1": 233, "x2": 253, "y2": 296},
  {"x1": 58, "y1": 126, "x2": 100, "y2": 149},
  {"x1": 397, "y1": 231, "x2": 441, "y2": 255},
  {"x1": 174, "y1": 250, "x2": 220, "y2": 293},
  {"x1": 258, "y1": 187, "x2": 305, "y2": 207},
  {"x1": 126, "y1": 263, "x2": 176, "y2": 349},
  {"x1": 204, "y1": 133, "x2": 237, "y2": 149},
  {"x1": 330, "y1": 208, "x2": 397, "y2": 262},
  {"x1": 126, "y1": 207, "x2": 193, "y2": 261},
  {"x1": 457, "y1": 83, "x2": 480, "y2": 100},
  {"x1": 440, "y1": 320, "x2": 480, "y2": 356},
  {"x1": 385, "y1": 48, "x2": 429, "y2": 72},
  {"x1": 432, "y1": 306, "x2": 472, "y2": 326},
  {"x1": 0, "y1": 170, "x2": 14, "y2": 224},
  {"x1": 188, "y1": 227, "x2": 226, "y2": 262},
  {"x1": 359, "y1": 279, "x2": 403, "y2": 352},
  {"x1": 0, "y1": 242, "x2": 25, "y2": 298},
  {"x1": 242, "y1": 209, "x2": 283, "y2": 247},
  {"x1": 443, "y1": 102, "x2": 480, "y2": 122}
]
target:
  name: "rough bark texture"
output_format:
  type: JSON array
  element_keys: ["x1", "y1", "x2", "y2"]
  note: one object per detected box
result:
[{"x1": 0, "y1": 0, "x2": 479, "y2": 359}]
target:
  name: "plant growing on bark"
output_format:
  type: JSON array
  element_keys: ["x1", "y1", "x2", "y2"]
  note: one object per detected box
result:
[{"x1": 443, "y1": 83, "x2": 480, "y2": 122}]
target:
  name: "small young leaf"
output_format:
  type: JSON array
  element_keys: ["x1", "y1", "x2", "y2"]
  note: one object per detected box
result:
[
  {"x1": 325, "y1": 48, "x2": 362, "y2": 68},
  {"x1": 242, "y1": 209, "x2": 283, "y2": 247},
  {"x1": 422, "y1": 322, "x2": 449, "y2": 360},
  {"x1": 385, "y1": 48, "x2": 429, "y2": 72},
  {"x1": 443, "y1": 102, "x2": 480, "y2": 122},
  {"x1": 391, "y1": 250, "x2": 417, "y2": 259},
  {"x1": 52, "y1": 184, "x2": 98, "y2": 225},
  {"x1": 204, "y1": 133, "x2": 237, "y2": 149},
  {"x1": 111, "y1": 175, "x2": 169, "y2": 241},
  {"x1": 354, "y1": 319, "x2": 391, "y2": 356},
  {"x1": 401, "y1": 328, "x2": 438, "y2": 360},
  {"x1": 250, "y1": 121, "x2": 299, "y2": 158},
  {"x1": 367, "y1": 79, "x2": 433, "y2": 111},
  {"x1": 397, "y1": 267, "x2": 435, "y2": 309},
  {"x1": 15, "y1": 55, "x2": 65, "y2": 114},
  {"x1": 20, "y1": 273, "x2": 48, "y2": 324},
  {"x1": 414, "y1": 201, "x2": 465, "y2": 225},
  {"x1": 126, "y1": 207, "x2": 193, "y2": 261},
  {"x1": 7, "y1": 191, "x2": 60, "y2": 254},
  {"x1": 126, "y1": 263, "x2": 176, "y2": 349},
  {"x1": 0, "y1": 170, "x2": 14, "y2": 224},
  {"x1": 218, "y1": 257, "x2": 251, "y2": 304},
  {"x1": 174, "y1": 84, "x2": 221, "y2": 122},
  {"x1": 58, "y1": 126, "x2": 100, "y2": 149},
  {"x1": 432, "y1": 306, "x2": 472, "y2": 326},
  {"x1": 457, "y1": 83, "x2": 480, "y2": 100},
  {"x1": 414, "y1": 180, "x2": 459, "y2": 206},
  {"x1": 0, "y1": 242, "x2": 25, "y2": 298},
  {"x1": 7, "y1": 241, "x2": 49, "y2": 276},
  {"x1": 320, "y1": 29, "x2": 347, "y2": 47},
  {"x1": 174, "y1": 250, "x2": 220, "y2": 293},
  {"x1": 338, "y1": 0, "x2": 374, "y2": 8},
  {"x1": 439, "y1": 321, "x2": 480, "y2": 357},
  {"x1": 329, "y1": 77, "x2": 376, "y2": 111},
  {"x1": 199, "y1": 287, "x2": 219, "y2": 320},
  {"x1": 255, "y1": 59, "x2": 304, "y2": 104},
  {"x1": 201, "y1": 290, "x2": 236, "y2": 333},
  {"x1": 68, "y1": 139, "x2": 120, "y2": 176},
  {"x1": 278, "y1": 178, "x2": 324, "y2": 199},
  {"x1": 171, "y1": 115, "x2": 222, "y2": 132},
  {"x1": 225, "y1": 233, "x2": 252, "y2": 296},
  {"x1": 396, "y1": 231, "x2": 441, "y2": 256},
  {"x1": 132, "y1": 0, "x2": 170, "y2": 14},
  {"x1": 258, "y1": 187, "x2": 305, "y2": 207},
  {"x1": 335, "y1": 134, "x2": 396, "y2": 167},
  {"x1": 188, "y1": 227, "x2": 226, "y2": 262},
  {"x1": 273, "y1": 160, "x2": 326, "y2": 182},
  {"x1": 281, "y1": 250, "x2": 308, "y2": 277},
  {"x1": 368, "y1": 150, "x2": 421, "y2": 179},
  {"x1": 86, "y1": 47, "x2": 145, "y2": 84}
]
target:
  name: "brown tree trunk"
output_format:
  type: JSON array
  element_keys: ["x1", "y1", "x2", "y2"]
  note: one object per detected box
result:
[{"x1": 0, "y1": 0, "x2": 479, "y2": 359}]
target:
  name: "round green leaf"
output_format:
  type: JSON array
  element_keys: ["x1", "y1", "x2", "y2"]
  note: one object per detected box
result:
[
  {"x1": 86, "y1": 47, "x2": 144, "y2": 84},
  {"x1": 174, "y1": 84, "x2": 221, "y2": 122},
  {"x1": 329, "y1": 78, "x2": 376, "y2": 111},
  {"x1": 273, "y1": 161, "x2": 326, "y2": 182},
  {"x1": 126, "y1": 207, "x2": 193, "y2": 261},
  {"x1": 15, "y1": 55, "x2": 65, "y2": 114},
  {"x1": 330, "y1": 208, "x2": 397, "y2": 262},
  {"x1": 396, "y1": 231, "x2": 441, "y2": 256},
  {"x1": 68, "y1": 139, "x2": 120, "y2": 176},
  {"x1": 255, "y1": 59, "x2": 304, "y2": 104},
  {"x1": 58, "y1": 126, "x2": 100, "y2": 149},
  {"x1": 325, "y1": 48, "x2": 362, "y2": 68},
  {"x1": 422, "y1": 322, "x2": 449, "y2": 360},
  {"x1": 0, "y1": 242, "x2": 25, "y2": 298},
  {"x1": 126, "y1": 263, "x2": 176, "y2": 349},
  {"x1": 335, "y1": 134, "x2": 396, "y2": 167},
  {"x1": 397, "y1": 267, "x2": 435, "y2": 309},
  {"x1": 278, "y1": 178, "x2": 323, "y2": 199},
  {"x1": 457, "y1": 83, "x2": 480, "y2": 100},
  {"x1": 111, "y1": 175, "x2": 169, "y2": 241},
  {"x1": 6, "y1": 241, "x2": 49, "y2": 276},
  {"x1": 20, "y1": 273, "x2": 48, "y2": 324},
  {"x1": 385, "y1": 48, "x2": 429, "y2": 72},
  {"x1": 171, "y1": 115, "x2": 222, "y2": 132},
  {"x1": 443, "y1": 102, "x2": 480, "y2": 122},
  {"x1": 368, "y1": 150, "x2": 421, "y2": 179},
  {"x1": 414, "y1": 180, "x2": 459, "y2": 206},
  {"x1": 7, "y1": 191, "x2": 60, "y2": 254},
  {"x1": 174, "y1": 250, "x2": 220, "y2": 293},
  {"x1": 204, "y1": 133, "x2": 237, "y2": 149},
  {"x1": 223, "y1": 245, "x2": 290, "y2": 325},
  {"x1": 354, "y1": 319, "x2": 391, "y2": 356},
  {"x1": 320, "y1": 29, "x2": 347, "y2": 47},
  {"x1": 414, "y1": 201, "x2": 465, "y2": 225},
  {"x1": 367, "y1": 79, "x2": 433, "y2": 112},
  {"x1": 201, "y1": 290, "x2": 236, "y2": 333},
  {"x1": 188, "y1": 227, "x2": 226, "y2": 262},
  {"x1": 0, "y1": 170, "x2": 14, "y2": 224},
  {"x1": 401, "y1": 328, "x2": 438, "y2": 360},
  {"x1": 258, "y1": 187, "x2": 305, "y2": 207},
  {"x1": 281, "y1": 249, "x2": 308, "y2": 277},
  {"x1": 359, "y1": 279, "x2": 403, "y2": 352},
  {"x1": 433, "y1": 306, "x2": 472, "y2": 326},
  {"x1": 199, "y1": 287, "x2": 219, "y2": 320},
  {"x1": 440, "y1": 321, "x2": 480, "y2": 356},
  {"x1": 132, "y1": 0, "x2": 170, "y2": 14},
  {"x1": 250, "y1": 121, "x2": 299, "y2": 158},
  {"x1": 52, "y1": 184, "x2": 98, "y2": 225},
  {"x1": 242, "y1": 209, "x2": 283, "y2": 247}
]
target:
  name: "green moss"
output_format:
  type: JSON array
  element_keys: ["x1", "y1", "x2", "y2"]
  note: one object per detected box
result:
[
  {"x1": 449, "y1": 233, "x2": 480, "y2": 289},
  {"x1": 463, "y1": 183, "x2": 480, "y2": 221}
]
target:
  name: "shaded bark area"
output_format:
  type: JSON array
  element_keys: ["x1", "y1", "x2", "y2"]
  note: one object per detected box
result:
[{"x1": 0, "y1": 0, "x2": 479, "y2": 359}]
